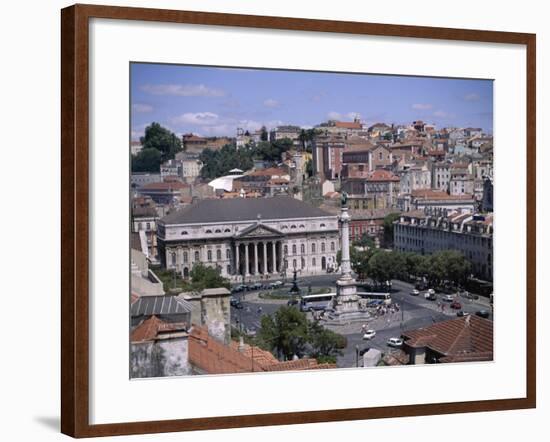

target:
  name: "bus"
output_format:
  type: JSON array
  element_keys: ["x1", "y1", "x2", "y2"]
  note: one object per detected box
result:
[
  {"x1": 299, "y1": 293, "x2": 336, "y2": 312},
  {"x1": 357, "y1": 292, "x2": 392, "y2": 305}
]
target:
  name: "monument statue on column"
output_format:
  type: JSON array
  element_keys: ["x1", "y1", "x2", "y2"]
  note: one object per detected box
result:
[{"x1": 329, "y1": 192, "x2": 367, "y2": 321}]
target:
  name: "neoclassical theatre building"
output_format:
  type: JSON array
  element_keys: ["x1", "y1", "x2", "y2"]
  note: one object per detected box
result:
[{"x1": 157, "y1": 197, "x2": 340, "y2": 281}]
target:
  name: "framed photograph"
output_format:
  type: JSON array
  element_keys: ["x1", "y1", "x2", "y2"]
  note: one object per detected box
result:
[{"x1": 61, "y1": 3, "x2": 536, "y2": 437}]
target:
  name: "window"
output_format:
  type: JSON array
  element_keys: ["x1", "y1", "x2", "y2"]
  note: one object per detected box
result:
[
  {"x1": 226, "y1": 249, "x2": 230, "y2": 259},
  {"x1": 183, "y1": 252, "x2": 188, "y2": 263},
  {"x1": 138, "y1": 222, "x2": 143, "y2": 231},
  {"x1": 181, "y1": 230, "x2": 188, "y2": 235},
  {"x1": 293, "y1": 259, "x2": 297, "y2": 269},
  {"x1": 224, "y1": 228, "x2": 230, "y2": 232},
  {"x1": 311, "y1": 243, "x2": 316, "y2": 253},
  {"x1": 216, "y1": 249, "x2": 221, "y2": 260},
  {"x1": 171, "y1": 252, "x2": 176, "y2": 266},
  {"x1": 301, "y1": 244, "x2": 305, "y2": 254},
  {"x1": 321, "y1": 242, "x2": 326, "y2": 252},
  {"x1": 312, "y1": 257, "x2": 316, "y2": 267},
  {"x1": 331, "y1": 242, "x2": 335, "y2": 251},
  {"x1": 301, "y1": 258, "x2": 305, "y2": 269},
  {"x1": 215, "y1": 229, "x2": 221, "y2": 233},
  {"x1": 292, "y1": 244, "x2": 297, "y2": 254},
  {"x1": 205, "y1": 229, "x2": 212, "y2": 233},
  {"x1": 284, "y1": 245, "x2": 288, "y2": 255},
  {"x1": 146, "y1": 222, "x2": 151, "y2": 230},
  {"x1": 320, "y1": 223, "x2": 326, "y2": 228},
  {"x1": 194, "y1": 251, "x2": 199, "y2": 261},
  {"x1": 207, "y1": 250, "x2": 212, "y2": 261}
]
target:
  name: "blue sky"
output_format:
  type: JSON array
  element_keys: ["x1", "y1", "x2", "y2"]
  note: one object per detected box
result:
[{"x1": 131, "y1": 63, "x2": 493, "y2": 140}]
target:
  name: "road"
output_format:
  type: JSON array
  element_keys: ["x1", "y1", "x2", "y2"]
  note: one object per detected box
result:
[{"x1": 230, "y1": 276, "x2": 493, "y2": 368}]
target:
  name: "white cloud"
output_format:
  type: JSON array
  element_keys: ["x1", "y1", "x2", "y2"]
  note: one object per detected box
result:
[
  {"x1": 171, "y1": 112, "x2": 220, "y2": 126},
  {"x1": 140, "y1": 84, "x2": 225, "y2": 97},
  {"x1": 327, "y1": 111, "x2": 360, "y2": 121},
  {"x1": 263, "y1": 98, "x2": 280, "y2": 108},
  {"x1": 464, "y1": 93, "x2": 480, "y2": 102},
  {"x1": 132, "y1": 103, "x2": 153, "y2": 113},
  {"x1": 412, "y1": 103, "x2": 433, "y2": 110},
  {"x1": 433, "y1": 110, "x2": 455, "y2": 118}
]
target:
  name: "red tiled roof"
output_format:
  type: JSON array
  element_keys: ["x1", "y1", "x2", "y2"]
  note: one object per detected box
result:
[
  {"x1": 403, "y1": 315, "x2": 493, "y2": 361},
  {"x1": 411, "y1": 189, "x2": 473, "y2": 200},
  {"x1": 130, "y1": 315, "x2": 188, "y2": 343},
  {"x1": 367, "y1": 169, "x2": 400, "y2": 182},
  {"x1": 139, "y1": 181, "x2": 189, "y2": 191},
  {"x1": 188, "y1": 326, "x2": 336, "y2": 374},
  {"x1": 335, "y1": 121, "x2": 362, "y2": 129}
]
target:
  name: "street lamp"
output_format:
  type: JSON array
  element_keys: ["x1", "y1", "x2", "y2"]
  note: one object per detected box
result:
[{"x1": 355, "y1": 345, "x2": 360, "y2": 367}]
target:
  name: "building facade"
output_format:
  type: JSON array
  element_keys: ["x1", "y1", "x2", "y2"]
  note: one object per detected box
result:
[
  {"x1": 393, "y1": 210, "x2": 493, "y2": 280},
  {"x1": 157, "y1": 197, "x2": 340, "y2": 281}
]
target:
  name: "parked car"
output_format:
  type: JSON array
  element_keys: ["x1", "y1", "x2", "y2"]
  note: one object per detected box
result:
[
  {"x1": 410, "y1": 289, "x2": 420, "y2": 296},
  {"x1": 244, "y1": 327, "x2": 256, "y2": 337},
  {"x1": 387, "y1": 337, "x2": 404, "y2": 348},
  {"x1": 424, "y1": 291, "x2": 437, "y2": 301},
  {"x1": 475, "y1": 310, "x2": 490, "y2": 319},
  {"x1": 362, "y1": 330, "x2": 376, "y2": 340},
  {"x1": 287, "y1": 298, "x2": 299, "y2": 306},
  {"x1": 249, "y1": 282, "x2": 262, "y2": 291},
  {"x1": 230, "y1": 297, "x2": 243, "y2": 309},
  {"x1": 232, "y1": 284, "x2": 247, "y2": 293},
  {"x1": 450, "y1": 300, "x2": 462, "y2": 310},
  {"x1": 443, "y1": 294, "x2": 454, "y2": 302},
  {"x1": 456, "y1": 310, "x2": 470, "y2": 317}
]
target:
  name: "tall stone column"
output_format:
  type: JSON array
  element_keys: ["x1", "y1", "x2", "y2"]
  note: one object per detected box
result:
[
  {"x1": 271, "y1": 241, "x2": 277, "y2": 274},
  {"x1": 235, "y1": 243, "x2": 240, "y2": 275},
  {"x1": 340, "y1": 207, "x2": 352, "y2": 278},
  {"x1": 254, "y1": 242, "x2": 259, "y2": 275},
  {"x1": 262, "y1": 242, "x2": 268, "y2": 274},
  {"x1": 244, "y1": 242, "x2": 250, "y2": 276}
]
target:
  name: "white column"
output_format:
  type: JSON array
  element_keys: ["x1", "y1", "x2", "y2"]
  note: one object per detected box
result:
[
  {"x1": 244, "y1": 242, "x2": 250, "y2": 276},
  {"x1": 340, "y1": 207, "x2": 352, "y2": 277},
  {"x1": 254, "y1": 242, "x2": 258, "y2": 275},
  {"x1": 235, "y1": 243, "x2": 240, "y2": 275},
  {"x1": 271, "y1": 241, "x2": 277, "y2": 274},
  {"x1": 263, "y1": 242, "x2": 268, "y2": 274}
]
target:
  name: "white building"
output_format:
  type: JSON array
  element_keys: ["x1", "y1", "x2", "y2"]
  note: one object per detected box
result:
[
  {"x1": 393, "y1": 210, "x2": 493, "y2": 280},
  {"x1": 157, "y1": 197, "x2": 340, "y2": 281}
]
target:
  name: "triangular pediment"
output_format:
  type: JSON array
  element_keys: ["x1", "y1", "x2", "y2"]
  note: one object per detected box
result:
[{"x1": 235, "y1": 223, "x2": 283, "y2": 239}]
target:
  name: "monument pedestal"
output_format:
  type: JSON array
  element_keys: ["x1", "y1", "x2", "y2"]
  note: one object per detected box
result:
[{"x1": 328, "y1": 276, "x2": 371, "y2": 323}]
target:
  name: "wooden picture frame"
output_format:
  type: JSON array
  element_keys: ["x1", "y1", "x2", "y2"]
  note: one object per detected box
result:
[{"x1": 61, "y1": 3, "x2": 536, "y2": 437}]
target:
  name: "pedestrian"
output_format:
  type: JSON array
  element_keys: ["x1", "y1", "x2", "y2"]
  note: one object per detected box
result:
[{"x1": 361, "y1": 323, "x2": 367, "y2": 333}]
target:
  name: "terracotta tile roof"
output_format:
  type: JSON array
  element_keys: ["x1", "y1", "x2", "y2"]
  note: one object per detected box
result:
[
  {"x1": 335, "y1": 121, "x2": 362, "y2": 129},
  {"x1": 131, "y1": 315, "x2": 188, "y2": 343},
  {"x1": 411, "y1": 189, "x2": 473, "y2": 200},
  {"x1": 139, "y1": 181, "x2": 190, "y2": 191},
  {"x1": 403, "y1": 316, "x2": 493, "y2": 362},
  {"x1": 367, "y1": 169, "x2": 400, "y2": 182},
  {"x1": 249, "y1": 167, "x2": 287, "y2": 177},
  {"x1": 189, "y1": 326, "x2": 336, "y2": 374}
]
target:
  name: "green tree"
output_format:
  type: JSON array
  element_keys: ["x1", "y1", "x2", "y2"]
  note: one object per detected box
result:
[
  {"x1": 305, "y1": 159, "x2": 313, "y2": 178},
  {"x1": 383, "y1": 212, "x2": 401, "y2": 247},
  {"x1": 367, "y1": 250, "x2": 406, "y2": 283},
  {"x1": 188, "y1": 263, "x2": 230, "y2": 291},
  {"x1": 140, "y1": 122, "x2": 182, "y2": 162},
  {"x1": 131, "y1": 148, "x2": 163, "y2": 172},
  {"x1": 256, "y1": 306, "x2": 309, "y2": 360},
  {"x1": 307, "y1": 321, "x2": 345, "y2": 364},
  {"x1": 260, "y1": 126, "x2": 268, "y2": 141},
  {"x1": 433, "y1": 250, "x2": 471, "y2": 285},
  {"x1": 353, "y1": 233, "x2": 375, "y2": 249}
]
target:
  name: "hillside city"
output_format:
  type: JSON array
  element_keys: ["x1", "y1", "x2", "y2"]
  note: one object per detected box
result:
[{"x1": 130, "y1": 117, "x2": 494, "y2": 377}]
